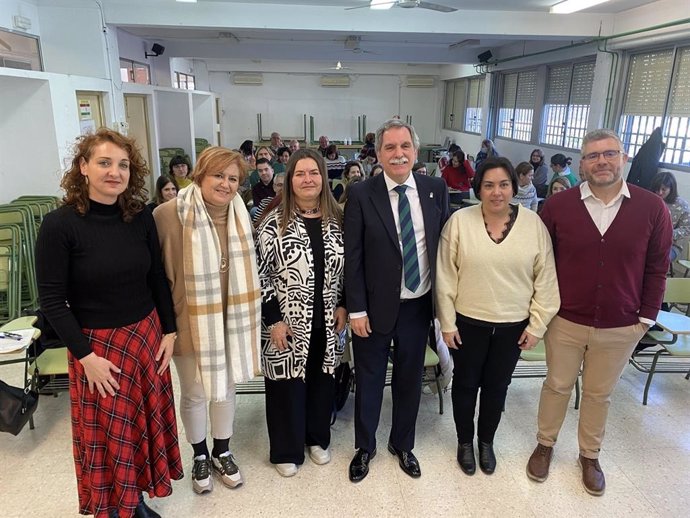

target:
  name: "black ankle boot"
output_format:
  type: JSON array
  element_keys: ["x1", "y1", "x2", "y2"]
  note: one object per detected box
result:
[
  {"x1": 134, "y1": 494, "x2": 162, "y2": 518},
  {"x1": 457, "y1": 443, "x2": 476, "y2": 475},
  {"x1": 478, "y1": 441, "x2": 496, "y2": 474}
]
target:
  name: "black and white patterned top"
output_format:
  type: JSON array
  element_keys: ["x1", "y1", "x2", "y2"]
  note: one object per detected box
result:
[{"x1": 256, "y1": 209, "x2": 345, "y2": 380}]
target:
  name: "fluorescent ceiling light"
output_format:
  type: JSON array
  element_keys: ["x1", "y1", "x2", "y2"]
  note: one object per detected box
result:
[
  {"x1": 550, "y1": 0, "x2": 609, "y2": 14},
  {"x1": 176, "y1": 0, "x2": 197, "y2": 3},
  {"x1": 371, "y1": 0, "x2": 394, "y2": 10}
]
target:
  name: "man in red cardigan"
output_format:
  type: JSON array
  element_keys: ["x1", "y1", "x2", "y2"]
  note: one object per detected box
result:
[{"x1": 526, "y1": 129, "x2": 672, "y2": 496}]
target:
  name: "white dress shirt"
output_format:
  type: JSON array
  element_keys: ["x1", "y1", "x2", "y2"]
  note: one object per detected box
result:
[{"x1": 383, "y1": 172, "x2": 431, "y2": 300}]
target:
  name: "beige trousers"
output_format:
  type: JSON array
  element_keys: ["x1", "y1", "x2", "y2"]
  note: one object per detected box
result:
[
  {"x1": 173, "y1": 354, "x2": 236, "y2": 445},
  {"x1": 536, "y1": 315, "x2": 647, "y2": 459}
]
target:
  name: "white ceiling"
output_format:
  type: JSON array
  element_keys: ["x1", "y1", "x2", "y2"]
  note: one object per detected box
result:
[{"x1": 102, "y1": 0, "x2": 661, "y2": 65}]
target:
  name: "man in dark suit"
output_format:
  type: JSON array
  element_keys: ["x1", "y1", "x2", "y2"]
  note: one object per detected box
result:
[{"x1": 344, "y1": 119, "x2": 449, "y2": 482}]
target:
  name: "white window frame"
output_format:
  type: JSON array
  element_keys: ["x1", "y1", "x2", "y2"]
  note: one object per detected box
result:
[
  {"x1": 496, "y1": 69, "x2": 537, "y2": 142},
  {"x1": 541, "y1": 60, "x2": 595, "y2": 150}
]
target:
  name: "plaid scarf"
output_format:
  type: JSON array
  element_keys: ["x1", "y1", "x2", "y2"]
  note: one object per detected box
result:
[{"x1": 177, "y1": 184, "x2": 261, "y2": 401}]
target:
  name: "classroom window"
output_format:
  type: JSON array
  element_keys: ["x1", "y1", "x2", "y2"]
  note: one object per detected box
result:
[
  {"x1": 497, "y1": 70, "x2": 537, "y2": 142},
  {"x1": 120, "y1": 59, "x2": 150, "y2": 85},
  {"x1": 541, "y1": 61, "x2": 595, "y2": 150},
  {"x1": 464, "y1": 76, "x2": 485, "y2": 133},
  {"x1": 0, "y1": 27, "x2": 42, "y2": 71},
  {"x1": 175, "y1": 71, "x2": 196, "y2": 90},
  {"x1": 443, "y1": 75, "x2": 485, "y2": 133},
  {"x1": 619, "y1": 46, "x2": 690, "y2": 167}
]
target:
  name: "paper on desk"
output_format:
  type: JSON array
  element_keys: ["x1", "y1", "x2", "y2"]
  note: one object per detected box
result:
[{"x1": 0, "y1": 328, "x2": 36, "y2": 353}]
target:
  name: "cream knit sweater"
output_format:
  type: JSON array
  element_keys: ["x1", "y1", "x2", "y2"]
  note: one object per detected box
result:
[{"x1": 436, "y1": 204, "x2": 560, "y2": 337}]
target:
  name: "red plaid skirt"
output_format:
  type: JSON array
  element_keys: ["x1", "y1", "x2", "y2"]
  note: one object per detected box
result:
[{"x1": 69, "y1": 309, "x2": 183, "y2": 518}]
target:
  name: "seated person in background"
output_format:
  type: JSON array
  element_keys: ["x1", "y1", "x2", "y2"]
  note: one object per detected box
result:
[
  {"x1": 338, "y1": 175, "x2": 363, "y2": 208},
  {"x1": 650, "y1": 171, "x2": 690, "y2": 262},
  {"x1": 360, "y1": 148, "x2": 378, "y2": 176},
  {"x1": 269, "y1": 132, "x2": 283, "y2": 154},
  {"x1": 437, "y1": 143, "x2": 460, "y2": 171},
  {"x1": 170, "y1": 155, "x2": 193, "y2": 190},
  {"x1": 240, "y1": 139, "x2": 254, "y2": 163},
  {"x1": 317, "y1": 135, "x2": 330, "y2": 157},
  {"x1": 370, "y1": 163, "x2": 384, "y2": 177},
  {"x1": 273, "y1": 146, "x2": 291, "y2": 174},
  {"x1": 249, "y1": 146, "x2": 274, "y2": 188},
  {"x1": 512, "y1": 162, "x2": 538, "y2": 211},
  {"x1": 288, "y1": 139, "x2": 300, "y2": 153},
  {"x1": 253, "y1": 173, "x2": 285, "y2": 224},
  {"x1": 412, "y1": 162, "x2": 429, "y2": 176},
  {"x1": 252, "y1": 158, "x2": 276, "y2": 211},
  {"x1": 474, "y1": 139, "x2": 499, "y2": 169},
  {"x1": 325, "y1": 144, "x2": 346, "y2": 179},
  {"x1": 358, "y1": 132, "x2": 376, "y2": 160},
  {"x1": 529, "y1": 148, "x2": 549, "y2": 198},
  {"x1": 333, "y1": 160, "x2": 364, "y2": 201},
  {"x1": 547, "y1": 176, "x2": 570, "y2": 198},
  {"x1": 549, "y1": 153, "x2": 578, "y2": 188},
  {"x1": 441, "y1": 150, "x2": 475, "y2": 194},
  {"x1": 148, "y1": 174, "x2": 179, "y2": 210}
]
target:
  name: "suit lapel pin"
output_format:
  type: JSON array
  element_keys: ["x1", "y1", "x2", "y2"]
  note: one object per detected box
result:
[{"x1": 430, "y1": 193, "x2": 434, "y2": 198}]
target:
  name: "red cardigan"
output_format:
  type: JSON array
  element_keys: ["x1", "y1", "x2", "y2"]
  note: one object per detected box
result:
[
  {"x1": 441, "y1": 160, "x2": 475, "y2": 191},
  {"x1": 540, "y1": 183, "x2": 672, "y2": 328}
]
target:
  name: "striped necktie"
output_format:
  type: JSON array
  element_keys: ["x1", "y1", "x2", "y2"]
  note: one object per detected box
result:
[{"x1": 394, "y1": 185, "x2": 420, "y2": 292}]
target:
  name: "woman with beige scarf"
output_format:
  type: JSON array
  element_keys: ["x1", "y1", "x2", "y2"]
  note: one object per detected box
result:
[{"x1": 154, "y1": 147, "x2": 261, "y2": 495}]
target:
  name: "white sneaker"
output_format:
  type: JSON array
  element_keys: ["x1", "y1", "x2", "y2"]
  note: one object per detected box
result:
[
  {"x1": 275, "y1": 463, "x2": 298, "y2": 477},
  {"x1": 192, "y1": 455, "x2": 214, "y2": 494},
  {"x1": 308, "y1": 445, "x2": 331, "y2": 465},
  {"x1": 212, "y1": 451, "x2": 243, "y2": 488}
]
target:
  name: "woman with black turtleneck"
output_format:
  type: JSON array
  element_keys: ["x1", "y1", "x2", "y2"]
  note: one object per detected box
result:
[{"x1": 35, "y1": 129, "x2": 181, "y2": 518}]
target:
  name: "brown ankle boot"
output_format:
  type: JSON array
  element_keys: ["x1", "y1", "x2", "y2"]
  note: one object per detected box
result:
[
  {"x1": 526, "y1": 443, "x2": 553, "y2": 482},
  {"x1": 578, "y1": 455, "x2": 605, "y2": 496}
]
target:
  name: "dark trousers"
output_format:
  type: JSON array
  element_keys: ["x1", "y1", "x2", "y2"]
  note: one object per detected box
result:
[
  {"x1": 264, "y1": 328, "x2": 334, "y2": 464},
  {"x1": 353, "y1": 292, "x2": 432, "y2": 453},
  {"x1": 450, "y1": 316, "x2": 526, "y2": 444}
]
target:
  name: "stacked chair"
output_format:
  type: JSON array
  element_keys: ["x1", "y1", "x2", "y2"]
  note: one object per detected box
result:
[{"x1": 0, "y1": 196, "x2": 69, "y2": 411}]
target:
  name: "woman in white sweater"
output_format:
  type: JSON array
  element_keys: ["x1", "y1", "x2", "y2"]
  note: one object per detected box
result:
[{"x1": 436, "y1": 157, "x2": 560, "y2": 477}]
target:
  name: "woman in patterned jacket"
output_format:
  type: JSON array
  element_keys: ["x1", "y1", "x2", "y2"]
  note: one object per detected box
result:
[
  {"x1": 256, "y1": 148, "x2": 348, "y2": 478},
  {"x1": 650, "y1": 171, "x2": 690, "y2": 262}
]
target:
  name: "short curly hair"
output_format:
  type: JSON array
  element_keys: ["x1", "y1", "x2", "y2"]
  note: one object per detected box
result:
[{"x1": 60, "y1": 128, "x2": 149, "y2": 222}]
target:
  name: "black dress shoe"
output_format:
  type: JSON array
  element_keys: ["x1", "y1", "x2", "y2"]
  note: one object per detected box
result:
[
  {"x1": 478, "y1": 441, "x2": 496, "y2": 475},
  {"x1": 349, "y1": 448, "x2": 376, "y2": 482},
  {"x1": 457, "y1": 443, "x2": 476, "y2": 475},
  {"x1": 134, "y1": 494, "x2": 162, "y2": 518},
  {"x1": 387, "y1": 441, "x2": 421, "y2": 478}
]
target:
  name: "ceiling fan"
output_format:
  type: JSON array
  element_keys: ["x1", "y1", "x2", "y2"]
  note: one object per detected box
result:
[{"x1": 346, "y1": 0, "x2": 457, "y2": 13}]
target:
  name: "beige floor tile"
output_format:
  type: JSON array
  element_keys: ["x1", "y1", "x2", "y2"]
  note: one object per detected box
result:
[{"x1": 0, "y1": 362, "x2": 687, "y2": 517}]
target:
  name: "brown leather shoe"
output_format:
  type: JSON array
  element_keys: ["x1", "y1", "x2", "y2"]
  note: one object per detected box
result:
[
  {"x1": 578, "y1": 455, "x2": 605, "y2": 496},
  {"x1": 526, "y1": 443, "x2": 553, "y2": 482}
]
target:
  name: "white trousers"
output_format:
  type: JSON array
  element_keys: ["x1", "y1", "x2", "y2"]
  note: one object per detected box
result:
[{"x1": 173, "y1": 354, "x2": 236, "y2": 445}]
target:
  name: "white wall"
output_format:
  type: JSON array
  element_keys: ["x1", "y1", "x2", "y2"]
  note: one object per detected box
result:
[
  {"x1": 0, "y1": 0, "x2": 40, "y2": 36},
  {"x1": 37, "y1": 2, "x2": 109, "y2": 78},
  {"x1": 0, "y1": 74, "x2": 60, "y2": 202},
  {"x1": 209, "y1": 71, "x2": 441, "y2": 149}
]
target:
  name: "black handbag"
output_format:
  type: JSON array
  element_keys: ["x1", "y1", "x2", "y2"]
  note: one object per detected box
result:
[{"x1": 0, "y1": 379, "x2": 38, "y2": 435}]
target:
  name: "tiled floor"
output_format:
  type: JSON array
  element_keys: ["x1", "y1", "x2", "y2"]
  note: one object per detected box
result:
[{"x1": 0, "y1": 362, "x2": 688, "y2": 517}]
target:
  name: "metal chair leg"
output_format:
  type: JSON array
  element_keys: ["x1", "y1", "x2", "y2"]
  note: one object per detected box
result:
[{"x1": 643, "y1": 351, "x2": 663, "y2": 405}]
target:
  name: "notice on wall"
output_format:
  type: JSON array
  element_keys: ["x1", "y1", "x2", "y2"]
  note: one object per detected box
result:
[
  {"x1": 79, "y1": 100, "x2": 92, "y2": 120},
  {"x1": 80, "y1": 119, "x2": 96, "y2": 134}
]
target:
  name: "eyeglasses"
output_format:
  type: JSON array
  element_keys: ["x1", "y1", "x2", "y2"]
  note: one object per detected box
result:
[{"x1": 582, "y1": 150, "x2": 623, "y2": 163}]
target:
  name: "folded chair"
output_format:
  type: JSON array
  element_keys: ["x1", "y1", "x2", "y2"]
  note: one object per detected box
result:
[{"x1": 630, "y1": 277, "x2": 690, "y2": 405}]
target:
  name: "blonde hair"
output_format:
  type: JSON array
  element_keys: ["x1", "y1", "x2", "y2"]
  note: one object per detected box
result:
[{"x1": 192, "y1": 146, "x2": 248, "y2": 186}]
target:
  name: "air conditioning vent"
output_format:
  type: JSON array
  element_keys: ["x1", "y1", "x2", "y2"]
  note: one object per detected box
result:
[
  {"x1": 320, "y1": 75, "x2": 350, "y2": 87},
  {"x1": 406, "y1": 76, "x2": 435, "y2": 88},
  {"x1": 232, "y1": 73, "x2": 263, "y2": 85}
]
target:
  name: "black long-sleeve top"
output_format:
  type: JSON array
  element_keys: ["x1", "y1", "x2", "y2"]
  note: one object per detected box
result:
[{"x1": 35, "y1": 201, "x2": 176, "y2": 359}]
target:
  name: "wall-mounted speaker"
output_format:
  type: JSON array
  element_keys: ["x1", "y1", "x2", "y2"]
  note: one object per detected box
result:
[
  {"x1": 145, "y1": 43, "x2": 165, "y2": 58},
  {"x1": 477, "y1": 50, "x2": 493, "y2": 64}
]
